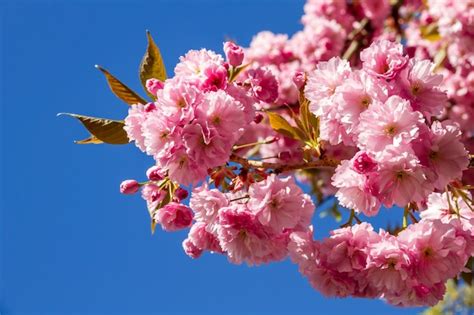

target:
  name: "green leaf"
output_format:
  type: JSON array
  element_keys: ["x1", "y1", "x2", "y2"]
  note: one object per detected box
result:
[
  {"x1": 139, "y1": 30, "x2": 167, "y2": 99},
  {"x1": 267, "y1": 112, "x2": 303, "y2": 140},
  {"x1": 95, "y1": 65, "x2": 147, "y2": 105},
  {"x1": 59, "y1": 113, "x2": 129, "y2": 145}
]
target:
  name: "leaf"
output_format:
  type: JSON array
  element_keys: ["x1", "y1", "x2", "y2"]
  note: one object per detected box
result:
[
  {"x1": 139, "y1": 30, "x2": 167, "y2": 99},
  {"x1": 267, "y1": 112, "x2": 303, "y2": 140},
  {"x1": 75, "y1": 135, "x2": 103, "y2": 145},
  {"x1": 59, "y1": 113, "x2": 130, "y2": 144},
  {"x1": 420, "y1": 23, "x2": 441, "y2": 42},
  {"x1": 95, "y1": 65, "x2": 147, "y2": 105}
]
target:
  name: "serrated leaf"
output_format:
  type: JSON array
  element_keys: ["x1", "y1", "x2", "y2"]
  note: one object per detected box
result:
[
  {"x1": 59, "y1": 113, "x2": 129, "y2": 145},
  {"x1": 139, "y1": 31, "x2": 167, "y2": 99},
  {"x1": 267, "y1": 112, "x2": 302, "y2": 140},
  {"x1": 95, "y1": 65, "x2": 147, "y2": 105},
  {"x1": 75, "y1": 135, "x2": 103, "y2": 145}
]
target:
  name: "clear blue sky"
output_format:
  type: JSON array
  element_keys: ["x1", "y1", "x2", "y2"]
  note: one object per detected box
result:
[{"x1": 1, "y1": 1, "x2": 423, "y2": 314}]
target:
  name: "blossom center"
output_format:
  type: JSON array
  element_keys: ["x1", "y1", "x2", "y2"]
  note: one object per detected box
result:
[
  {"x1": 385, "y1": 124, "x2": 397, "y2": 136},
  {"x1": 360, "y1": 96, "x2": 371, "y2": 108},
  {"x1": 429, "y1": 150, "x2": 438, "y2": 160},
  {"x1": 422, "y1": 247, "x2": 434, "y2": 258},
  {"x1": 411, "y1": 82, "x2": 423, "y2": 95}
]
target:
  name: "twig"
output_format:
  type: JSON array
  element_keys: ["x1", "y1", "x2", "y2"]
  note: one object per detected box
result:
[{"x1": 229, "y1": 154, "x2": 339, "y2": 173}]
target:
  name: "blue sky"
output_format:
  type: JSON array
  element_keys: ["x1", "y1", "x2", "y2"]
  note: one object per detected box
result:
[{"x1": 1, "y1": 1, "x2": 423, "y2": 314}]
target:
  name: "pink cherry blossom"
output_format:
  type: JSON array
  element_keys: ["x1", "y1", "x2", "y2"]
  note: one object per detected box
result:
[
  {"x1": 413, "y1": 120, "x2": 469, "y2": 189},
  {"x1": 360, "y1": 40, "x2": 408, "y2": 80},
  {"x1": 398, "y1": 219, "x2": 468, "y2": 286},
  {"x1": 373, "y1": 145, "x2": 432, "y2": 207},
  {"x1": 189, "y1": 184, "x2": 229, "y2": 232},
  {"x1": 217, "y1": 204, "x2": 287, "y2": 266},
  {"x1": 248, "y1": 174, "x2": 314, "y2": 233},
  {"x1": 196, "y1": 90, "x2": 245, "y2": 140},
  {"x1": 154, "y1": 202, "x2": 194, "y2": 232},
  {"x1": 245, "y1": 68, "x2": 279, "y2": 104},
  {"x1": 124, "y1": 104, "x2": 147, "y2": 151},
  {"x1": 366, "y1": 233, "x2": 411, "y2": 293},
  {"x1": 332, "y1": 159, "x2": 381, "y2": 216},
  {"x1": 174, "y1": 49, "x2": 224, "y2": 80},
  {"x1": 182, "y1": 123, "x2": 230, "y2": 169},
  {"x1": 399, "y1": 59, "x2": 448, "y2": 118},
  {"x1": 358, "y1": 96, "x2": 424, "y2": 152},
  {"x1": 183, "y1": 222, "x2": 223, "y2": 259},
  {"x1": 305, "y1": 57, "x2": 351, "y2": 114}
]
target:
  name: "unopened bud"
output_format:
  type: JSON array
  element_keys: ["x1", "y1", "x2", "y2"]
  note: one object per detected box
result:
[
  {"x1": 278, "y1": 151, "x2": 291, "y2": 161},
  {"x1": 146, "y1": 78, "x2": 164, "y2": 96},
  {"x1": 146, "y1": 166, "x2": 164, "y2": 181},
  {"x1": 120, "y1": 179, "x2": 140, "y2": 194},
  {"x1": 292, "y1": 71, "x2": 306, "y2": 89},
  {"x1": 223, "y1": 41, "x2": 244, "y2": 67},
  {"x1": 254, "y1": 113, "x2": 264, "y2": 124},
  {"x1": 144, "y1": 102, "x2": 157, "y2": 112},
  {"x1": 174, "y1": 187, "x2": 189, "y2": 201}
]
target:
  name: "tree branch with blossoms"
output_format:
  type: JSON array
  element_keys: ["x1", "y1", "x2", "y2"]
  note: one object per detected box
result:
[{"x1": 62, "y1": 0, "x2": 474, "y2": 311}]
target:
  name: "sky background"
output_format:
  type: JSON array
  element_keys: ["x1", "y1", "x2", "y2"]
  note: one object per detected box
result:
[{"x1": 1, "y1": 1, "x2": 424, "y2": 314}]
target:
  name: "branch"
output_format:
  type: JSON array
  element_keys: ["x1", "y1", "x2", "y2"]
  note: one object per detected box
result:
[{"x1": 229, "y1": 154, "x2": 340, "y2": 173}]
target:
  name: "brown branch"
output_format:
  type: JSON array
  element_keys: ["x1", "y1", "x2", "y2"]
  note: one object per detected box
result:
[{"x1": 230, "y1": 154, "x2": 340, "y2": 173}]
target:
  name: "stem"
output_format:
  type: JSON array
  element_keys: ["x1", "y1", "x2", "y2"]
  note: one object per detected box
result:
[
  {"x1": 229, "y1": 195, "x2": 250, "y2": 202},
  {"x1": 229, "y1": 154, "x2": 340, "y2": 173},
  {"x1": 342, "y1": 18, "x2": 370, "y2": 61},
  {"x1": 408, "y1": 211, "x2": 419, "y2": 224},
  {"x1": 402, "y1": 206, "x2": 409, "y2": 228},
  {"x1": 233, "y1": 138, "x2": 276, "y2": 150}
]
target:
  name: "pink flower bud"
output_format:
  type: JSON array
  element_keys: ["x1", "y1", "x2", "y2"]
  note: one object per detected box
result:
[
  {"x1": 278, "y1": 151, "x2": 291, "y2": 161},
  {"x1": 292, "y1": 71, "x2": 306, "y2": 89},
  {"x1": 253, "y1": 113, "x2": 264, "y2": 124},
  {"x1": 145, "y1": 78, "x2": 164, "y2": 96},
  {"x1": 144, "y1": 102, "x2": 156, "y2": 112},
  {"x1": 174, "y1": 187, "x2": 189, "y2": 201},
  {"x1": 183, "y1": 238, "x2": 203, "y2": 259},
  {"x1": 120, "y1": 179, "x2": 140, "y2": 194},
  {"x1": 146, "y1": 166, "x2": 164, "y2": 181},
  {"x1": 246, "y1": 68, "x2": 279, "y2": 103},
  {"x1": 223, "y1": 41, "x2": 244, "y2": 67},
  {"x1": 352, "y1": 152, "x2": 377, "y2": 174},
  {"x1": 154, "y1": 202, "x2": 193, "y2": 231}
]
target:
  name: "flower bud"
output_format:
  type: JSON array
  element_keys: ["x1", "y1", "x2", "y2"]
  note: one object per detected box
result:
[
  {"x1": 278, "y1": 151, "x2": 291, "y2": 161},
  {"x1": 146, "y1": 78, "x2": 164, "y2": 96},
  {"x1": 253, "y1": 113, "x2": 264, "y2": 124},
  {"x1": 174, "y1": 187, "x2": 189, "y2": 201},
  {"x1": 223, "y1": 41, "x2": 244, "y2": 67},
  {"x1": 352, "y1": 152, "x2": 377, "y2": 174},
  {"x1": 120, "y1": 179, "x2": 140, "y2": 194},
  {"x1": 146, "y1": 166, "x2": 164, "y2": 181},
  {"x1": 154, "y1": 202, "x2": 193, "y2": 231},
  {"x1": 144, "y1": 102, "x2": 156, "y2": 112},
  {"x1": 292, "y1": 71, "x2": 306, "y2": 89}
]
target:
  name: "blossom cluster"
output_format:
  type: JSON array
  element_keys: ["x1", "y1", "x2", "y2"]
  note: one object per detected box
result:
[
  {"x1": 305, "y1": 40, "x2": 470, "y2": 217},
  {"x1": 104, "y1": 0, "x2": 474, "y2": 309},
  {"x1": 124, "y1": 46, "x2": 281, "y2": 185},
  {"x1": 289, "y1": 192, "x2": 474, "y2": 307},
  {"x1": 182, "y1": 174, "x2": 314, "y2": 265}
]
